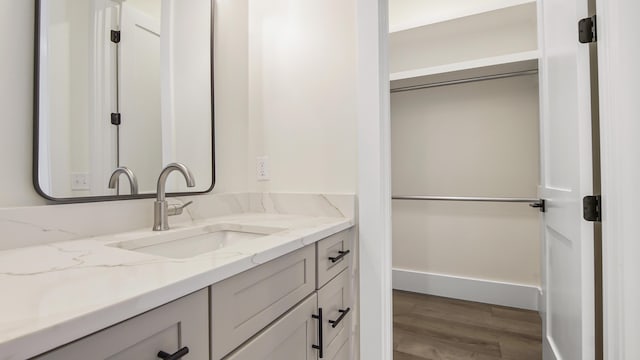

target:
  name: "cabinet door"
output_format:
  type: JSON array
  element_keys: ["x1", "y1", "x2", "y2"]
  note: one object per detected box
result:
[
  {"x1": 318, "y1": 269, "x2": 352, "y2": 360},
  {"x1": 211, "y1": 245, "x2": 316, "y2": 359},
  {"x1": 225, "y1": 294, "x2": 319, "y2": 360},
  {"x1": 34, "y1": 289, "x2": 208, "y2": 360},
  {"x1": 327, "y1": 339, "x2": 351, "y2": 360}
]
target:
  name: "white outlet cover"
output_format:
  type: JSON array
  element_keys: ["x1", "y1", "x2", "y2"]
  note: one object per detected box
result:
[
  {"x1": 71, "y1": 173, "x2": 90, "y2": 191},
  {"x1": 256, "y1": 156, "x2": 270, "y2": 181}
]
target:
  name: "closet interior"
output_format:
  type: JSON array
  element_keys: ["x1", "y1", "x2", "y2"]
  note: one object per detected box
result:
[{"x1": 390, "y1": 1, "x2": 542, "y2": 311}]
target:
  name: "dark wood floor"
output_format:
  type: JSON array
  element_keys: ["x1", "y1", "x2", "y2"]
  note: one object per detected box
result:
[{"x1": 393, "y1": 290, "x2": 542, "y2": 360}]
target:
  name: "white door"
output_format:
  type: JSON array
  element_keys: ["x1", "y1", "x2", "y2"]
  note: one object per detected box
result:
[
  {"x1": 538, "y1": 0, "x2": 595, "y2": 358},
  {"x1": 118, "y1": 3, "x2": 162, "y2": 194}
]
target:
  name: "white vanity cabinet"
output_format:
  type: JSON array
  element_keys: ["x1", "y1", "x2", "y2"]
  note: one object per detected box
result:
[
  {"x1": 223, "y1": 273, "x2": 352, "y2": 360},
  {"x1": 219, "y1": 228, "x2": 355, "y2": 360},
  {"x1": 33, "y1": 289, "x2": 209, "y2": 360},
  {"x1": 224, "y1": 270, "x2": 352, "y2": 360},
  {"x1": 210, "y1": 245, "x2": 317, "y2": 359},
  {"x1": 224, "y1": 293, "x2": 320, "y2": 360},
  {"x1": 317, "y1": 269, "x2": 352, "y2": 360},
  {"x1": 29, "y1": 227, "x2": 355, "y2": 360}
]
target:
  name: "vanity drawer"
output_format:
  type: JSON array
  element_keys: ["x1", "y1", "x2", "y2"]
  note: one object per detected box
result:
[
  {"x1": 210, "y1": 245, "x2": 316, "y2": 359},
  {"x1": 318, "y1": 269, "x2": 352, "y2": 360},
  {"x1": 33, "y1": 289, "x2": 209, "y2": 360},
  {"x1": 224, "y1": 294, "x2": 319, "y2": 360},
  {"x1": 317, "y1": 228, "x2": 353, "y2": 288}
]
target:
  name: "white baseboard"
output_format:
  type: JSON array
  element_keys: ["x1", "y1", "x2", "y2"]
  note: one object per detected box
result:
[
  {"x1": 392, "y1": 268, "x2": 541, "y2": 311},
  {"x1": 543, "y1": 338, "x2": 559, "y2": 360},
  {"x1": 538, "y1": 289, "x2": 545, "y2": 314}
]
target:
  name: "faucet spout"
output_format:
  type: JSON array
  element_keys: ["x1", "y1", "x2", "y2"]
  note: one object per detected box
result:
[
  {"x1": 108, "y1": 167, "x2": 139, "y2": 195},
  {"x1": 153, "y1": 163, "x2": 196, "y2": 231},
  {"x1": 156, "y1": 163, "x2": 196, "y2": 202}
]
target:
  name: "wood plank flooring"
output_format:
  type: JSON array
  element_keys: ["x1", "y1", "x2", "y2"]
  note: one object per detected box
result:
[{"x1": 393, "y1": 290, "x2": 542, "y2": 360}]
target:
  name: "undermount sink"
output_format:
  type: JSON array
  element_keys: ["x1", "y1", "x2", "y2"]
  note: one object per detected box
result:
[{"x1": 108, "y1": 224, "x2": 285, "y2": 259}]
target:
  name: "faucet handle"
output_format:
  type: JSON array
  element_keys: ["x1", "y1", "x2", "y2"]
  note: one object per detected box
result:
[{"x1": 168, "y1": 201, "x2": 193, "y2": 216}]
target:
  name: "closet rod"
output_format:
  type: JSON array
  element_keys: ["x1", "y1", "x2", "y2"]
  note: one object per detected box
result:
[
  {"x1": 392, "y1": 195, "x2": 540, "y2": 203},
  {"x1": 390, "y1": 69, "x2": 538, "y2": 93}
]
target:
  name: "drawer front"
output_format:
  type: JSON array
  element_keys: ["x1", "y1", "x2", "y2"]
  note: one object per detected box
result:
[
  {"x1": 225, "y1": 294, "x2": 318, "y2": 360},
  {"x1": 34, "y1": 289, "x2": 209, "y2": 360},
  {"x1": 318, "y1": 269, "x2": 352, "y2": 360},
  {"x1": 317, "y1": 228, "x2": 353, "y2": 288},
  {"x1": 211, "y1": 245, "x2": 316, "y2": 359}
]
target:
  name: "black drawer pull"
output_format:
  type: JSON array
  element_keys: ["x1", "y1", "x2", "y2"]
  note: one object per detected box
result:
[
  {"x1": 328, "y1": 250, "x2": 350, "y2": 263},
  {"x1": 328, "y1": 307, "x2": 351, "y2": 328},
  {"x1": 158, "y1": 347, "x2": 189, "y2": 360},
  {"x1": 312, "y1": 308, "x2": 324, "y2": 358}
]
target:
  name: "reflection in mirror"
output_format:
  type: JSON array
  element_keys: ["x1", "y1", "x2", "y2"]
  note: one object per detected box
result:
[{"x1": 35, "y1": 0, "x2": 214, "y2": 201}]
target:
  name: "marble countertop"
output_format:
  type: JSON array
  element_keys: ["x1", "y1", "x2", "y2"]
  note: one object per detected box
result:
[{"x1": 0, "y1": 213, "x2": 353, "y2": 360}]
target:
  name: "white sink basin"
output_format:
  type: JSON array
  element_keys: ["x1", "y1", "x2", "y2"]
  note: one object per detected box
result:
[{"x1": 108, "y1": 224, "x2": 284, "y2": 259}]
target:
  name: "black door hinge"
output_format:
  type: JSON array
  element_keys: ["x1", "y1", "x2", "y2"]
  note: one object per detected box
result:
[
  {"x1": 579, "y1": 15, "x2": 597, "y2": 43},
  {"x1": 583, "y1": 195, "x2": 602, "y2": 222},
  {"x1": 111, "y1": 30, "x2": 121, "y2": 44},
  {"x1": 111, "y1": 113, "x2": 121, "y2": 126}
]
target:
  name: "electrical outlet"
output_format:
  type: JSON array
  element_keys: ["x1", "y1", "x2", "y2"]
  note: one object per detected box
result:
[
  {"x1": 256, "y1": 156, "x2": 270, "y2": 181},
  {"x1": 71, "y1": 173, "x2": 90, "y2": 191}
]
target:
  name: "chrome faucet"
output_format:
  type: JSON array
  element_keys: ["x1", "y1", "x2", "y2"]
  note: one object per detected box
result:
[
  {"x1": 153, "y1": 163, "x2": 196, "y2": 231},
  {"x1": 108, "y1": 167, "x2": 139, "y2": 195}
]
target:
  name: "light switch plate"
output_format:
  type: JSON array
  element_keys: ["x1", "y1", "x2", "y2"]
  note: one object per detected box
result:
[{"x1": 256, "y1": 156, "x2": 270, "y2": 181}]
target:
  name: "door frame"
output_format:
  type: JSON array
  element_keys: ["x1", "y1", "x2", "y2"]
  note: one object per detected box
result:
[
  {"x1": 88, "y1": 0, "x2": 120, "y2": 196},
  {"x1": 596, "y1": 0, "x2": 640, "y2": 358},
  {"x1": 357, "y1": 0, "x2": 393, "y2": 360}
]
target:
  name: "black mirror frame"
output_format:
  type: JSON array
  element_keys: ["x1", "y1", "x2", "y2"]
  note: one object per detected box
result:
[{"x1": 32, "y1": 0, "x2": 216, "y2": 204}]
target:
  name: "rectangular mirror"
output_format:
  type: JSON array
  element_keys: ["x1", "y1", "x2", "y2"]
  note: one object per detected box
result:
[{"x1": 34, "y1": 0, "x2": 214, "y2": 202}]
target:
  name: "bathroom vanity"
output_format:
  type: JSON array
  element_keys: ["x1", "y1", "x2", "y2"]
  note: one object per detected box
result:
[{"x1": 0, "y1": 201, "x2": 357, "y2": 360}]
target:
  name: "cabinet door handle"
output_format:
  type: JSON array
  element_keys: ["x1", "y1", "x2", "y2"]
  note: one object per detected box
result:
[
  {"x1": 328, "y1": 250, "x2": 350, "y2": 263},
  {"x1": 312, "y1": 308, "x2": 324, "y2": 358},
  {"x1": 328, "y1": 307, "x2": 351, "y2": 328},
  {"x1": 158, "y1": 347, "x2": 189, "y2": 360}
]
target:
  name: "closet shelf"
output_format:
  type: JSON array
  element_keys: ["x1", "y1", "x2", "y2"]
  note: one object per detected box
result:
[
  {"x1": 390, "y1": 0, "x2": 536, "y2": 33},
  {"x1": 390, "y1": 51, "x2": 539, "y2": 91}
]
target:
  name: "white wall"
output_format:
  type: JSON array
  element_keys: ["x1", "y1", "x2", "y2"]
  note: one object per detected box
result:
[
  {"x1": 127, "y1": 0, "x2": 161, "y2": 19},
  {"x1": 246, "y1": 0, "x2": 358, "y2": 194},
  {"x1": 391, "y1": 75, "x2": 541, "y2": 287},
  {"x1": 211, "y1": 0, "x2": 249, "y2": 193},
  {"x1": 389, "y1": 0, "x2": 534, "y2": 31},
  {"x1": 389, "y1": 2, "x2": 537, "y2": 73}
]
